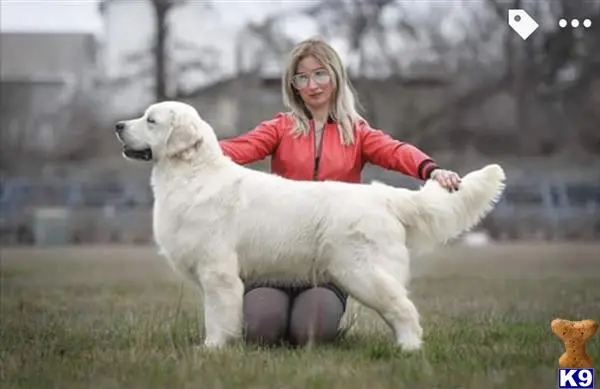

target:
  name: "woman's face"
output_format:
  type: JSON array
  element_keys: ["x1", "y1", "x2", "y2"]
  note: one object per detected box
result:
[{"x1": 292, "y1": 55, "x2": 334, "y2": 113}]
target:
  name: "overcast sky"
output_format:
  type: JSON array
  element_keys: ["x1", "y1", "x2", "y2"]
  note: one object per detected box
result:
[
  {"x1": 0, "y1": 0, "x2": 315, "y2": 35},
  {"x1": 1, "y1": 0, "x2": 103, "y2": 34},
  {"x1": 3, "y1": 0, "x2": 564, "y2": 82}
]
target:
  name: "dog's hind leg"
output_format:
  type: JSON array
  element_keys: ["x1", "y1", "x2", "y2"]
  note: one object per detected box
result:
[
  {"x1": 195, "y1": 255, "x2": 244, "y2": 349},
  {"x1": 328, "y1": 248, "x2": 423, "y2": 351}
]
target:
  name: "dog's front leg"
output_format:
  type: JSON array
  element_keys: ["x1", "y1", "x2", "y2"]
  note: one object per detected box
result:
[{"x1": 197, "y1": 264, "x2": 244, "y2": 349}]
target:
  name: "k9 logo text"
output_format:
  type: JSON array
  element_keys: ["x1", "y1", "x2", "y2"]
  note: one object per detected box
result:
[{"x1": 558, "y1": 368, "x2": 595, "y2": 389}]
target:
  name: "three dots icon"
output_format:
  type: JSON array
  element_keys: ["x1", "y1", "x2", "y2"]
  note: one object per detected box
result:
[{"x1": 559, "y1": 18, "x2": 592, "y2": 28}]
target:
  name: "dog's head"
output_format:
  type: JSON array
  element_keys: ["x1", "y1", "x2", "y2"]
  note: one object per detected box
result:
[{"x1": 115, "y1": 101, "x2": 217, "y2": 162}]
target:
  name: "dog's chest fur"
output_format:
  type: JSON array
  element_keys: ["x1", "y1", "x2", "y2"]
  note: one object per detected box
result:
[{"x1": 150, "y1": 164, "x2": 242, "y2": 261}]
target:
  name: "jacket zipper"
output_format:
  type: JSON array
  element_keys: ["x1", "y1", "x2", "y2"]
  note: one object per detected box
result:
[{"x1": 312, "y1": 120, "x2": 325, "y2": 181}]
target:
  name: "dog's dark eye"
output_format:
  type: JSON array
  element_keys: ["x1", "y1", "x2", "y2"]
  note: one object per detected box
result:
[{"x1": 147, "y1": 117, "x2": 156, "y2": 124}]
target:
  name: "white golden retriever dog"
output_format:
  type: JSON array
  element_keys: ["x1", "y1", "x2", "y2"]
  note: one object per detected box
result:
[{"x1": 115, "y1": 101, "x2": 506, "y2": 351}]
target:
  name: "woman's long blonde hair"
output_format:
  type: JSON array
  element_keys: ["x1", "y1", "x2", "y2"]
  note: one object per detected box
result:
[{"x1": 282, "y1": 38, "x2": 363, "y2": 146}]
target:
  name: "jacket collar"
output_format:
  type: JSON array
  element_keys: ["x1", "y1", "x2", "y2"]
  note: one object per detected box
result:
[{"x1": 303, "y1": 108, "x2": 335, "y2": 124}]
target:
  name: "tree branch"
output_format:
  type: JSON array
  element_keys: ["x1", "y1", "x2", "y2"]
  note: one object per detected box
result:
[{"x1": 103, "y1": 66, "x2": 154, "y2": 89}]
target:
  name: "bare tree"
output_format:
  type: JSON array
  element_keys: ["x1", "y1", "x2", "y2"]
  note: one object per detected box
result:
[
  {"x1": 152, "y1": 0, "x2": 175, "y2": 101},
  {"x1": 482, "y1": 0, "x2": 600, "y2": 154},
  {"x1": 234, "y1": 0, "x2": 420, "y2": 79},
  {"x1": 244, "y1": 17, "x2": 297, "y2": 72},
  {"x1": 231, "y1": 0, "x2": 599, "y2": 157},
  {"x1": 106, "y1": 0, "x2": 221, "y2": 102},
  {"x1": 400, "y1": 0, "x2": 600, "y2": 156},
  {"x1": 301, "y1": 0, "x2": 419, "y2": 77}
]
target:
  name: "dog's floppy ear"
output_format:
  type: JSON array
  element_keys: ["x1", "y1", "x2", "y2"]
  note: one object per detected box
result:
[{"x1": 165, "y1": 110, "x2": 202, "y2": 159}]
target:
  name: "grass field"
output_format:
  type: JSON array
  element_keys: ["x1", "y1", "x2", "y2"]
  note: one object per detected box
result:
[{"x1": 1, "y1": 243, "x2": 599, "y2": 389}]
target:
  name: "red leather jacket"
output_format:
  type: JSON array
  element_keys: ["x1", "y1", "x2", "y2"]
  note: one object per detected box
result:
[{"x1": 219, "y1": 113, "x2": 439, "y2": 183}]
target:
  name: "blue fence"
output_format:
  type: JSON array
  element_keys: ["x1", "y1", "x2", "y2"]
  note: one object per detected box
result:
[
  {"x1": 482, "y1": 179, "x2": 599, "y2": 240},
  {"x1": 0, "y1": 178, "x2": 153, "y2": 210}
]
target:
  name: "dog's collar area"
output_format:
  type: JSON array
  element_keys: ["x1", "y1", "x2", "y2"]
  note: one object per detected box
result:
[{"x1": 123, "y1": 146, "x2": 153, "y2": 161}]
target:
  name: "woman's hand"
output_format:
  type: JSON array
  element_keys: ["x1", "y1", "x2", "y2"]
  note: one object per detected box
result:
[{"x1": 430, "y1": 169, "x2": 461, "y2": 192}]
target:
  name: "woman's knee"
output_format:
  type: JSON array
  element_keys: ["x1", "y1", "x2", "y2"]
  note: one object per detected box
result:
[
  {"x1": 243, "y1": 287, "x2": 290, "y2": 346},
  {"x1": 288, "y1": 286, "x2": 345, "y2": 346}
]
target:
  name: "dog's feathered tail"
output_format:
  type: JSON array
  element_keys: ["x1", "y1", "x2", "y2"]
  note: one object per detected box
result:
[{"x1": 375, "y1": 164, "x2": 506, "y2": 254}]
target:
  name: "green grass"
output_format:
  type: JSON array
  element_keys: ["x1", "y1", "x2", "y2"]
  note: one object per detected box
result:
[{"x1": 1, "y1": 243, "x2": 599, "y2": 389}]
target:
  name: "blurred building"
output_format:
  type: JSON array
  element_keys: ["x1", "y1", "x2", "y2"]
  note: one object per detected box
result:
[{"x1": 0, "y1": 31, "x2": 101, "y2": 172}]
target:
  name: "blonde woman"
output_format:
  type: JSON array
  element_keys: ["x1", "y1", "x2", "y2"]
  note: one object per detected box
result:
[{"x1": 219, "y1": 38, "x2": 461, "y2": 347}]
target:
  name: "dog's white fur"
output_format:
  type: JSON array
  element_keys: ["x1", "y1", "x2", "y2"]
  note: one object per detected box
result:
[{"x1": 116, "y1": 101, "x2": 506, "y2": 351}]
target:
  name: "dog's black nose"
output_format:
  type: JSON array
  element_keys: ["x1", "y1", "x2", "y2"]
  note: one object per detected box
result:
[{"x1": 115, "y1": 122, "x2": 125, "y2": 133}]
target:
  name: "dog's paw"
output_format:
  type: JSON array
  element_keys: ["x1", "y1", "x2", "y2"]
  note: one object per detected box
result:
[
  {"x1": 397, "y1": 333, "x2": 423, "y2": 352},
  {"x1": 201, "y1": 338, "x2": 227, "y2": 350}
]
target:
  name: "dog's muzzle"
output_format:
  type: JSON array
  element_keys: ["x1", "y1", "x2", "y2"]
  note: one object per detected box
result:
[
  {"x1": 115, "y1": 121, "x2": 153, "y2": 161},
  {"x1": 122, "y1": 146, "x2": 153, "y2": 161}
]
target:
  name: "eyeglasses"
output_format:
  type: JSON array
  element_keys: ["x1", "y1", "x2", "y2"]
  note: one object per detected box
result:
[{"x1": 291, "y1": 69, "x2": 331, "y2": 89}]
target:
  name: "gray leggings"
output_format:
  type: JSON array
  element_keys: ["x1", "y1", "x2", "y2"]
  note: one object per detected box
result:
[{"x1": 242, "y1": 283, "x2": 348, "y2": 346}]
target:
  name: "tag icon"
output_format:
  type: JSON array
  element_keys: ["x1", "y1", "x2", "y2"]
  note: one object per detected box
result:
[{"x1": 508, "y1": 9, "x2": 539, "y2": 40}]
